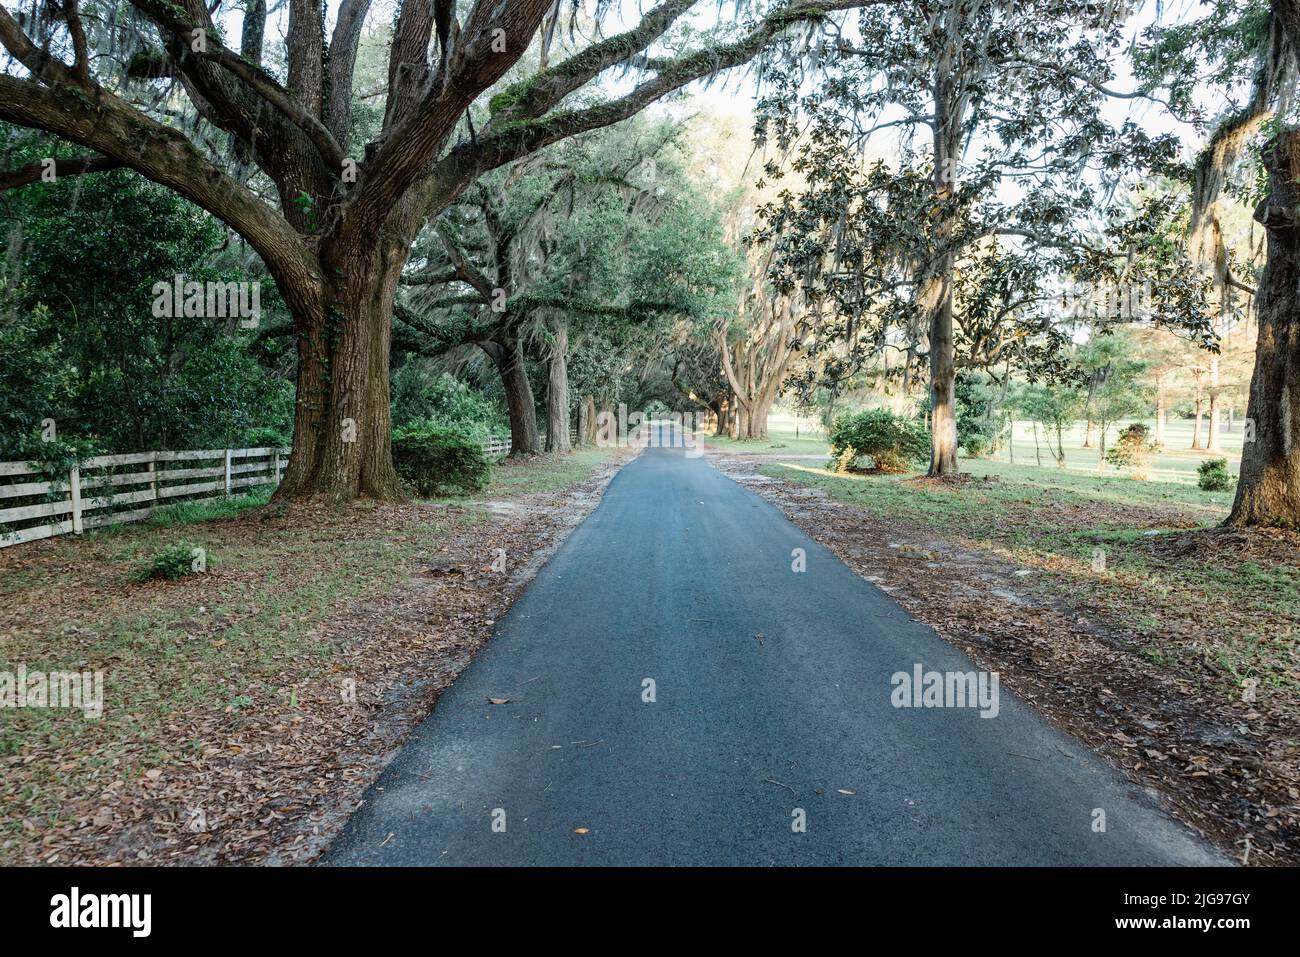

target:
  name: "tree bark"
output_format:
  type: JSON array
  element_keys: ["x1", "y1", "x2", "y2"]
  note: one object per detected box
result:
[
  {"x1": 924, "y1": 49, "x2": 961, "y2": 477},
  {"x1": 1227, "y1": 127, "x2": 1300, "y2": 527},
  {"x1": 488, "y1": 335, "x2": 540, "y2": 456},
  {"x1": 275, "y1": 245, "x2": 403, "y2": 501},
  {"x1": 582, "y1": 394, "x2": 598, "y2": 444},
  {"x1": 545, "y1": 317, "x2": 571, "y2": 452}
]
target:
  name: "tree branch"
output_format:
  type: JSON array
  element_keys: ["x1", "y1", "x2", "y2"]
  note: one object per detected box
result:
[
  {"x1": 425, "y1": 0, "x2": 875, "y2": 219},
  {"x1": 0, "y1": 153, "x2": 122, "y2": 190},
  {"x1": 486, "y1": 0, "x2": 696, "y2": 127},
  {"x1": 327, "y1": 0, "x2": 374, "y2": 146},
  {"x1": 0, "y1": 69, "x2": 319, "y2": 298},
  {"x1": 126, "y1": 0, "x2": 346, "y2": 172}
]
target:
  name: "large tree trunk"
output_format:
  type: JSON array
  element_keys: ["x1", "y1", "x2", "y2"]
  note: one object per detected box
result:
[
  {"x1": 925, "y1": 60, "x2": 960, "y2": 477},
  {"x1": 276, "y1": 248, "x2": 403, "y2": 501},
  {"x1": 749, "y1": 395, "x2": 773, "y2": 439},
  {"x1": 491, "y1": 334, "x2": 540, "y2": 456},
  {"x1": 545, "y1": 318, "x2": 571, "y2": 453},
  {"x1": 928, "y1": 315, "x2": 959, "y2": 475},
  {"x1": 1227, "y1": 128, "x2": 1300, "y2": 527},
  {"x1": 735, "y1": 402, "x2": 750, "y2": 440}
]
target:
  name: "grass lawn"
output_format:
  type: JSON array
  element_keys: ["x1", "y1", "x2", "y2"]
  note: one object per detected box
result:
[
  {"x1": 702, "y1": 412, "x2": 831, "y2": 456},
  {"x1": 995, "y1": 418, "x2": 1244, "y2": 484},
  {"x1": 0, "y1": 445, "x2": 623, "y2": 863},
  {"x1": 757, "y1": 457, "x2": 1300, "y2": 698},
  {"x1": 708, "y1": 412, "x2": 1242, "y2": 487},
  {"x1": 477, "y1": 446, "x2": 624, "y2": 497}
]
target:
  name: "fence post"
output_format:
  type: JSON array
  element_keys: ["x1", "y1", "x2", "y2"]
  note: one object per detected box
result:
[
  {"x1": 69, "y1": 465, "x2": 83, "y2": 534},
  {"x1": 224, "y1": 449, "x2": 232, "y2": 495},
  {"x1": 273, "y1": 448, "x2": 281, "y2": 485},
  {"x1": 150, "y1": 452, "x2": 159, "y2": 507}
]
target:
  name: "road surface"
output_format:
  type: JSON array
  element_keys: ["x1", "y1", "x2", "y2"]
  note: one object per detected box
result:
[{"x1": 324, "y1": 447, "x2": 1224, "y2": 866}]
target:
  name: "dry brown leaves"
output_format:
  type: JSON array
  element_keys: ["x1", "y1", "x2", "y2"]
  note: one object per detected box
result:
[{"x1": 0, "y1": 450, "x2": 632, "y2": 866}]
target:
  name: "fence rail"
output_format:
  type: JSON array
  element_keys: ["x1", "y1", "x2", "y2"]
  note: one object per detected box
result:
[
  {"x1": 0, "y1": 447, "x2": 288, "y2": 549},
  {"x1": 1, "y1": 433, "x2": 559, "y2": 548},
  {"x1": 482, "y1": 436, "x2": 512, "y2": 459}
]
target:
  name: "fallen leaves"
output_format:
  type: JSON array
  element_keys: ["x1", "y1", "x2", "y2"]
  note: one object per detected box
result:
[{"x1": 0, "y1": 449, "x2": 632, "y2": 866}]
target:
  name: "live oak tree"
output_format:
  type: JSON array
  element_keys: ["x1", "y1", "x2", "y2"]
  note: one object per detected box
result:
[
  {"x1": 0, "y1": 0, "x2": 863, "y2": 499},
  {"x1": 1140, "y1": 0, "x2": 1292, "y2": 455},
  {"x1": 1175, "y1": 0, "x2": 1300, "y2": 526},
  {"x1": 753, "y1": 0, "x2": 1187, "y2": 476},
  {"x1": 397, "y1": 116, "x2": 738, "y2": 453},
  {"x1": 717, "y1": 244, "x2": 805, "y2": 439}
]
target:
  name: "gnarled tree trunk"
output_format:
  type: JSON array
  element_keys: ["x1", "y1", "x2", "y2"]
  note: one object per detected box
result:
[
  {"x1": 486, "y1": 334, "x2": 540, "y2": 456},
  {"x1": 275, "y1": 242, "x2": 404, "y2": 501},
  {"x1": 545, "y1": 317, "x2": 571, "y2": 453},
  {"x1": 1227, "y1": 128, "x2": 1300, "y2": 527}
]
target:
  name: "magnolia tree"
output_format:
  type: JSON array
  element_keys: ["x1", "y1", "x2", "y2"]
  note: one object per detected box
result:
[
  {"x1": 752, "y1": 0, "x2": 1208, "y2": 476},
  {"x1": 0, "y1": 0, "x2": 864, "y2": 499}
]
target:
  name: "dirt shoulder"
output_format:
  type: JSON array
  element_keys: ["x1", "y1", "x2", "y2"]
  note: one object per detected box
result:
[
  {"x1": 0, "y1": 448, "x2": 634, "y2": 865},
  {"x1": 708, "y1": 449, "x2": 1300, "y2": 866}
]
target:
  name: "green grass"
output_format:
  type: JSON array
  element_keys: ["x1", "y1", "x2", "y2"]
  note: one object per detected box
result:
[
  {"x1": 440, "y1": 445, "x2": 624, "y2": 499},
  {"x1": 144, "y1": 485, "x2": 276, "y2": 527},
  {"x1": 703, "y1": 412, "x2": 831, "y2": 456},
  {"x1": 994, "y1": 418, "x2": 1243, "y2": 484},
  {"x1": 0, "y1": 447, "x2": 626, "y2": 861}
]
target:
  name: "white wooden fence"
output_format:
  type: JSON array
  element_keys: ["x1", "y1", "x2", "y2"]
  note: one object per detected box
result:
[
  {"x1": 481, "y1": 436, "x2": 512, "y2": 459},
  {"x1": 1, "y1": 431, "x2": 575, "y2": 549},
  {"x1": 0, "y1": 447, "x2": 287, "y2": 549}
]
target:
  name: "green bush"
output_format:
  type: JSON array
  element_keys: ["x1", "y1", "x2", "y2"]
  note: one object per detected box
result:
[
  {"x1": 391, "y1": 366, "x2": 505, "y2": 437},
  {"x1": 829, "y1": 408, "x2": 929, "y2": 474},
  {"x1": 241, "y1": 425, "x2": 291, "y2": 449},
  {"x1": 392, "y1": 425, "x2": 492, "y2": 497},
  {"x1": 1197, "y1": 457, "x2": 1235, "y2": 492},
  {"x1": 1106, "y1": 423, "x2": 1157, "y2": 478},
  {"x1": 140, "y1": 542, "x2": 210, "y2": 581}
]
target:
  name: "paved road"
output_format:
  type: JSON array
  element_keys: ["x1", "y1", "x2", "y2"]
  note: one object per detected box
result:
[{"x1": 325, "y1": 448, "x2": 1224, "y2": 866}]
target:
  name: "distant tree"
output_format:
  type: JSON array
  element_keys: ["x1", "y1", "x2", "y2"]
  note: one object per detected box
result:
[
  {"x1": 1015, "y1": 381, "x2": 1086, "y2": 468},
  {"x1": 1081, "y1": 336, "x2": 1152, "y2": 470}
]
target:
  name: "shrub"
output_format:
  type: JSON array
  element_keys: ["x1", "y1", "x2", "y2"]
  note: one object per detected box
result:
[
  {"x1": 391, "y1": 366, "x2": 505, "y2": 437},
  {"x1": 140, "y1": 542, "x2": 210, "y2": 581},
  {"x1": 829, "y1": 409, "x2": 929, "y2": 473},
  {"x1": 833, "y1": 445, "x2": 859, "y2": 474},
  {"x1": 1105, "y1": 423, "x2": 1157, "y2": 479},
  {"x1": 392, "y1": 425, "x2": 492, "y2": 497},
  {"x1": 1197, "y1": 457, "x2": 1235, "y2": 492},
  {"x1": 241, "y1": 425, "x2": 291, "y2": 449}
]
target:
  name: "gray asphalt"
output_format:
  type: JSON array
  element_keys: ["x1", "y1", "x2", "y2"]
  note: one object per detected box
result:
[{"x1": 324, "y1": 447, "x2": 1225, "y2": 866}]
